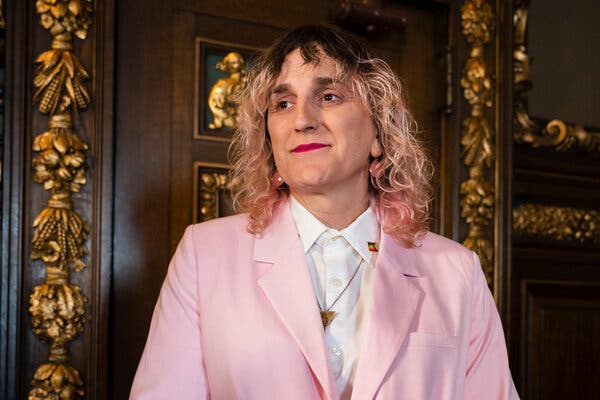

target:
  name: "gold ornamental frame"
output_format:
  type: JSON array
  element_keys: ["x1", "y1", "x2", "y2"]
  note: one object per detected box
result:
[
  {"x1": 193, "y1": 37, "x2": 262, "y2": 142},
  {"x1": 192, "y1": 161, "x2": 232, "y2": 223},
  {"x1": 512, "y1": 0, "x2": 600, "y2": 246},
  {"x1": 513, "y1": 0, "x2": 600, "y2": 152}
]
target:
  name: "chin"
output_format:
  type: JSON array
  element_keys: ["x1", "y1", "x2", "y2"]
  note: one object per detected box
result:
[{"x1": 289, "y1": 176, "x2": 330, "y2": 193}]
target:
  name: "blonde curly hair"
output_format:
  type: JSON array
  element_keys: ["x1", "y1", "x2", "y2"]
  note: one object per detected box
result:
[{"x1": 229, "y1": 25, "x2": 433, "y2": 247}]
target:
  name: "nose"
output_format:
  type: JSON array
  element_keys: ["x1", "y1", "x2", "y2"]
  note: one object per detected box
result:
[{"x1": 294, "y1": 99, "x2": 319, "y2": 133}]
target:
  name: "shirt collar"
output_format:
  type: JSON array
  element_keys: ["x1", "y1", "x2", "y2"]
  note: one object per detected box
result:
[{"x1": 289, "y1": 195, "x2": 380, "y2": 266}]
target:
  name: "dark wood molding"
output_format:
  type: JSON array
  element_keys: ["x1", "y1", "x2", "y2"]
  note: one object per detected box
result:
[
  {"x1": 86, "y1": 0, "x2": 116, "y2": 398},
  {"x1": 1, "y1": 0, "x2": 35, "y2": 398},
  {"x1": 494, "y1": 0, "x2": 515, "y2": 337}
]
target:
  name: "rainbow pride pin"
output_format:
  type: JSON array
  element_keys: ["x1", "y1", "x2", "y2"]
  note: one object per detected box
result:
[{"x1": 367, "y1": 242, "x2": 378, "y2": 252}]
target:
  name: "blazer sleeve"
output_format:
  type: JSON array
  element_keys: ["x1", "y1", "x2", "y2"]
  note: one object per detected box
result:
[
  {"x1": 130, "y1": 226, "x2": 209, "y2": 399},
  {"x1": 464, "y1": 252, "x2": 520, "y2": 400}
]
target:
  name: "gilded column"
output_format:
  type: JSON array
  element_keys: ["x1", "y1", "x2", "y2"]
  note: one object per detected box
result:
[
  {"x1": 29, "y1": 1, "x2": 93, "y2": 399},
  {"x1": 459, "y1": 0, "x2": 496, "y2": 285}
]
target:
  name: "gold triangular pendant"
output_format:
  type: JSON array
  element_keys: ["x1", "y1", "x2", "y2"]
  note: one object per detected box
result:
[{"x1": 321, "y1": 310, "x2": 336, "y2": 329}]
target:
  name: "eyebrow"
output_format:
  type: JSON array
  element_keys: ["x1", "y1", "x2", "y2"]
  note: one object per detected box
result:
[
  {"x1": 314, "y1": 77, "x2": 335, "y2": 87},
  {"x1": 271, "y1": 84, "x2": 290, "y2": 95},
  {"x1": 270, "y1": 77, "x2": 338, "y2": 97}
]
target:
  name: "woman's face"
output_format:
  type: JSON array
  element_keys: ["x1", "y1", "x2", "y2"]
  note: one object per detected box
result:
[{"x1": 267, "y1": 49, "x2": 378, "y2": 198}]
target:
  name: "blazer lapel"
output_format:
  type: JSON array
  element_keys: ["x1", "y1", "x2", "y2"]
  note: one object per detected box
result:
[
  {"x1": 256, "y1": 204, "x2": 338, "y2": 400},
  {"x1": 351, "y1": 232, "x2": 424, "y2": 400}
]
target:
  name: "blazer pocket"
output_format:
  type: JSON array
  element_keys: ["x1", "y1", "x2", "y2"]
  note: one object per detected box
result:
[{"x1": 404, "y1": 332, "x2": 460, "y2": 349}]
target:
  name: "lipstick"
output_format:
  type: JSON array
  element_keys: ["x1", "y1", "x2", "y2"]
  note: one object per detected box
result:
[{"x1": 292, "y1": 143, "x2": 329, "y2": 153}]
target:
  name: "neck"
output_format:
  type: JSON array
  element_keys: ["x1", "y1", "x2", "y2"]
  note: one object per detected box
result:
[{"x1": 290, "y1": 186, "x2": 371, "y2": 230}]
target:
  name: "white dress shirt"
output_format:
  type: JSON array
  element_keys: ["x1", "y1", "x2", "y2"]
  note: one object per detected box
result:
[{"x1": 289, "y1": 196, "x2": 380, "y2": 398}]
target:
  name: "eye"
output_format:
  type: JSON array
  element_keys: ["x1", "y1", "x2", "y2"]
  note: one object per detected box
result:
[
  {"x1": 270, "y1": 97, "x2": 294, "y2": 112},
  {"x1": 322, "y1": 93, "x2": 339, "y2": 102},
  {"x1": 276, "y1": 100, "x2": 292, "y2": 109},
  {"x1": 319, "y1": 91, "x2": 344, "y2": 105}
]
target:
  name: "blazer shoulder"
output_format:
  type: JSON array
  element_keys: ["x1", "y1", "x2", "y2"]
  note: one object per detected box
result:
[
  {"x1": 186, "y1": 213, "x2": 253, "y2": 245},
  {"x1": 407, "y1": 231, "x2": 480, "y2": 286},
  {"x1": 418, "y1": 232, "x2": 474, "y2": 258}
]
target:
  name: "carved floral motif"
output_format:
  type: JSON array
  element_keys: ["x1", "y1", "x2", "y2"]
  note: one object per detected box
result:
[
  {"x1": 29, "y1": 363, "x2": 84, "y2": 400},
  {"x1": 461, "y1": 0, "x2": 494, "y2": 45},
  {"x1": 460, "y1": 0, "x2": 496, "y2": 285},
  {"x1": 29, "y1": 282, "x2": 86, "y2": 344},
  {"x1": 199, "y1": 172, "x2": 229, "y2": 221},
  {"x1": 29, "y1": 0, "x2": 93, "y2": 398},
  {"x1": 36, "y1": 0, "x2": 93, "y2": 39},
  {"x1": 513, "y1": 204, "x2": 600, "y2": 244}
]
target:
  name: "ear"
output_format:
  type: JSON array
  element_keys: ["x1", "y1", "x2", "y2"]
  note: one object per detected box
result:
[{"x1": 370, "y1": 136, "x2": 382, "y2": 158}]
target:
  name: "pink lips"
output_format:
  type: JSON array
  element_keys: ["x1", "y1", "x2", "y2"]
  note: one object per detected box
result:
[{"x1": 292, "y1": 143, "x2": 329, "y2": 153}]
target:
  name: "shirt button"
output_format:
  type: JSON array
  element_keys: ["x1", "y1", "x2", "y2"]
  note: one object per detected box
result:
[
  {"x1": 330, "y1": 347, "x2": 343, "y2": 357},
  {"x1": 331, "y1": 277, "x2": 343, "y2": 287}
]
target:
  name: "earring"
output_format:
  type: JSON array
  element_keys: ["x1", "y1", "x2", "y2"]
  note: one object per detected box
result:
[
  {"x1": 369, "y1": 159, "x2": 383, "y2": 178},
  {"x1": 272, "y1": 171, "x2": 284, "y2": 188}
]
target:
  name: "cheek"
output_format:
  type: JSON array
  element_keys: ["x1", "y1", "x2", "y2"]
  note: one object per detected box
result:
[
  {"x1": 342, "y1": 121, "x2": 377, "y2": 157},
  {"x1": 267, "y1": 123, "x2": 286, "y2": 165}
]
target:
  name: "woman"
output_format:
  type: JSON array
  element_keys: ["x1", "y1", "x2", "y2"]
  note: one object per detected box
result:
[{"x1": 130, "y1": 25, "x2": 518, "y2": 399}]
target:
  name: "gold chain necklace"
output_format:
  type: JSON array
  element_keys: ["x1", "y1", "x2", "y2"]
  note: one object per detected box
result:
[{"x1": 318, "y1": 261, "x2": 362, "y2": 329}]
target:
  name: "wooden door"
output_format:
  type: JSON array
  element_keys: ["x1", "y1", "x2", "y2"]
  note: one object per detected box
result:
[{"x1": 112, "y1": 1, "x2": 453, "y2": 398}]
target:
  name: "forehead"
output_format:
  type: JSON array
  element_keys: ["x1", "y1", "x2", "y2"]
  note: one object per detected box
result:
[{"x1": 273, "y1": 49, "x2": 342, "y2": 85}]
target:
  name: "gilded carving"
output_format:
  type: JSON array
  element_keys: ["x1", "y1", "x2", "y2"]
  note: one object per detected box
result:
[
  {"x1": 29, "y1": 1, "x2": 93, "y2": 398},
  {"x1": 513, "y1": 0, "x2": 600, "y2": 152},
  {"x1": 36, "y1": 0, "x2": 93, "y2": 39},
  {"x1": 461, "y1": 0, "x2": 494, "y2": 45},
  {"x1": 460, "y1": 0, "x2": 496, "y2": 285},
  {"x1": 29, "y1": 363, "x2": 84, "y2": 400},
  {"x1": 208, "y1": 52, "x2": 247, "y2": 130},
  {"x1": 34, "y1": 48, "x2": 91, "y2": 115},
  {"x1": 29, "y1": 282, "x2": 87, "y2": 348},
  {"x1": 513, "y1": 204, "x2": 600, "y2": 245},
  {"x1": 199, "y1": 172, "x2": 229, "y2": 221}
]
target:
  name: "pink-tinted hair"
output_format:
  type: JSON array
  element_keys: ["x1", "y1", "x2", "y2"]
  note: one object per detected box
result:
[{"x1": 229, "y1": 25, "x2": 433, "y2": 247}]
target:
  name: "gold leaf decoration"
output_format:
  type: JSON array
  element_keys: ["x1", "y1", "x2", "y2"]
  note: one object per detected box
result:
[
  {"x1": 208, "y1": 52, "x2": 247, "y2": 130},
  {"x1": 461, "y1": 116, "x2": 493, "y2": 167},
  {"x1": 513, "y1": 204, "x2": 600, "y2": 245},
  {"x1": 461, "y1": 0, "x2": 494, "y2": 45},
  {"x1": 29, "y1": 363, "x2": 84, "y2": 400},
  {"x1": 32, "y1": 115, "x2": 88, "y2": 193},
  {"x1": 34, "y1": 48, "x2": 90, "y2": 114},
  {"x1": 199, "y1": 172, "x2": 229, "y2": 222},
  {"x1": 460, "y1": 174, "x2": 494, "y2": 226},
  {"x1": 460, "y1": 0, "x2": 496, "y2": 286},
  {"x1": 31, "y1": 205, "x2": 88, "y2": 271},
  {"x1": 29, "y1": 1, "x2": 93, "y2": 398},
  {"x1": 513, "y1": 0, "x2": 600, "y2": 153},
  {"x1": 36, "y1": 0, "x2": 93, "y2": 39},
  {"x1": 29, "y1": 283, "x2": 87, "y2": 344}
]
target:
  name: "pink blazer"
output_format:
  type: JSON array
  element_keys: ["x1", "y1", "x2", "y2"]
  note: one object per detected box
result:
[{"x1": 130, "y1": 204, "x2": 519, "y2": 399}]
